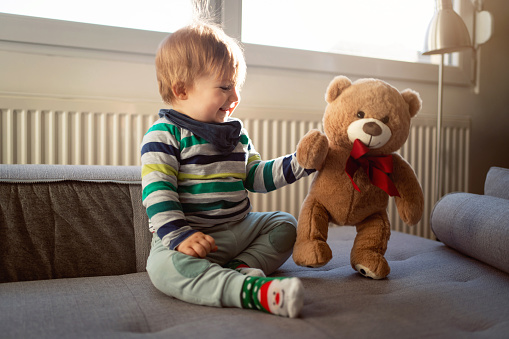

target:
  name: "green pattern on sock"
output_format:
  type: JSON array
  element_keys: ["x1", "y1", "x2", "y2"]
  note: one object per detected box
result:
[
  {"x1": 241, "y1": 276, "x2": 286, "y2": 313},
  {"x1": 241, "y1": 276, "x2": 264, "y2": 311}
]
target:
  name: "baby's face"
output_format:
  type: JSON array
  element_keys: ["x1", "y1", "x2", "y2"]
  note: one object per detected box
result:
[{"x1": 174, "y1": 73, "x2": 241, "y2": 123}]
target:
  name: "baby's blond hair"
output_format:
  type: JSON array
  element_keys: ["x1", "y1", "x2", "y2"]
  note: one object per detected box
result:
[{"x1": 155, "y1": 22, "x2": 246, "y2": 105}]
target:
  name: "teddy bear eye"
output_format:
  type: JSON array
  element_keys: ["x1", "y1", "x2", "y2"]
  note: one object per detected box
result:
[
  {"x1": 381, "y1": 116, "x2": 390, "y2": 124},
  {"x1": 356, "y1": 111, "x2": 365, "y2": 119}
]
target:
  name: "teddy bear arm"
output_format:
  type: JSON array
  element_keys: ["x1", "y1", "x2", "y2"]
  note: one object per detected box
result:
[
  {"x1": 296, "y1": 129, "x2": 329, "y2": 170},
  {"x1": 392, "y1": 155, "x2": 424, "y2": 226}
]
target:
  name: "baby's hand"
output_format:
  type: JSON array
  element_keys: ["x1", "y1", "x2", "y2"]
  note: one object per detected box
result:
[{"x1": 176, "y1": 232, "x2": 218, "y2": 258}]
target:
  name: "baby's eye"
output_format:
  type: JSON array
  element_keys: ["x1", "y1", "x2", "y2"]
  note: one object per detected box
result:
[{"x1": 220, "y1": 85, "x2": 232, "y2": 91}]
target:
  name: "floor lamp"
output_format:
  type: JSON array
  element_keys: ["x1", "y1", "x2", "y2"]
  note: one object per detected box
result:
[{"x1": 422, "y1": 0, "x2": 492, "y2": 204}]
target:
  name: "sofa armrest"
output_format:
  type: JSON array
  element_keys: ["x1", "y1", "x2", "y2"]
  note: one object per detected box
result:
[
  {"x1": 485, "y1": 167, "x2": 509, "y2": 200},
  {"x1": 431, "y1": 192, "x2": 509, "y2": 274}
]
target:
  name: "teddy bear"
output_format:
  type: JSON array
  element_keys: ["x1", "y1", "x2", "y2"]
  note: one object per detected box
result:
[{"x1": 293, "y1": 75, "x2": 424, "y2": 279}]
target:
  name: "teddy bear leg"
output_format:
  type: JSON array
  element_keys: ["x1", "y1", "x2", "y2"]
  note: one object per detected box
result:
[
  {"x1": 350, "y1": 213, "x2": 391, "y2": 279},
  {"x1": 293, "y1": 198, "x2": 332, "y2": 268}
]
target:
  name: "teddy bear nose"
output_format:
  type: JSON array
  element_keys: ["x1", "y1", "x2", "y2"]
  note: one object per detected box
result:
[{"x1": 363, "y1": 122, "x2": 382, "y2": 137}]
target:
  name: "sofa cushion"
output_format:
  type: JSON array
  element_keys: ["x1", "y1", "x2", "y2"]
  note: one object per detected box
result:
[
  {"x1": 0, "y1": 165, "x2": 151, "y2": 283},
  {"x1": 1, "y1": 181, "x2": 135, "y2": 282}
]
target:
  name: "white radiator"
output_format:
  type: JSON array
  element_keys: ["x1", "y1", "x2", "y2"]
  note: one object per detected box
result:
[
  {"x1": 1, "y1": 103, "x2": 470, "y2": 240},
  {"x1": 0, "y1": 108, "x2": 156, "y2": 166},
  {"x1": 242, "y1": 116, "x2": 322, "y2": 220}
]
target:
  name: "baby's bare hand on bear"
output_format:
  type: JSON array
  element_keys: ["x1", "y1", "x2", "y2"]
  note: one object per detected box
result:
[{"x1": 176, "y1": 232, "x2": 217, "y2": 258}]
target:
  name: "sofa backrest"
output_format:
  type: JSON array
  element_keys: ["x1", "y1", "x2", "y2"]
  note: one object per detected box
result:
[
  {"x1": 0, "y1": 165, "x2": 151, "y2": 283},
  {"x1": 485, "y1": 167, "x2": 509, "y2": 200}
]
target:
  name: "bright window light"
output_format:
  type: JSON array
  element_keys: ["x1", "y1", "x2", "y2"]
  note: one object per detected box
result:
[
  {"x1": 242, "y1": 0, "x2": 436, "y2": 64},
  {"x1": 0, "y1": 0, "x2": 193, "y2": 33},
  {"x1": 1, "y1": 0, "x2": 446, "y2": 65}
]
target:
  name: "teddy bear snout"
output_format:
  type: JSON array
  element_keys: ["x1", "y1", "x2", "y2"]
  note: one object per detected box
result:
[
  {"x1": 363, "y1": 122, "x2": 382, "y2": 137},
  {"x1": 347, "y1": 118, "x2": 392, "y2": 149}
]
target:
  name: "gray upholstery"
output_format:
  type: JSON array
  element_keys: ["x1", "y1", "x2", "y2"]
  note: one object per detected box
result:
[
  {"x1": 1, "y1": 164, "x2": 509, "y2": 338},
  {"x1": 484, "y1": 166, "x2": 509, "y2": 199},
  {"x1": 0, "y1": 164, "x2": 142, "y2": 183},
  {"x1": 431, "y1": 166, "x2": 509, "y2": 274},
  {"x1": 0, "y1": 165, "x2": 150, "y2": 283}
]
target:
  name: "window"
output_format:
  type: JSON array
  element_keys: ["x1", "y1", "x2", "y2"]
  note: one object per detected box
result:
[
  {"x1": 0, "y1": 0, "x2": 193, "y2": 33},
  {"x1": 1, "y1": 0, "x2": 438, "y2": 64},
  {"x1": 0, "y1": 0, "x2": 469, "y2": 84},
  {"x1": 242, "y1": 0, "x2": 435, "y2": 64}
]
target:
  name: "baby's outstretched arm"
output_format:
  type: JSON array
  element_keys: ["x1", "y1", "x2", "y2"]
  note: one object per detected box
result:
[{"x1": 176, "y1": 232, "x2": 218, "y2": 258}]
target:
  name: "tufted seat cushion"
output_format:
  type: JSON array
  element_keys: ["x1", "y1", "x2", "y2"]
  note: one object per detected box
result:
[{"x1": 2, "y1": 227, "x2": 509, "y2": 338}]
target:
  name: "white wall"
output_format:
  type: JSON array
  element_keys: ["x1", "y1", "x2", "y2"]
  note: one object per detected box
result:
[{"x1": 1, "y1": 0, "x2": 508, "y2": 194}]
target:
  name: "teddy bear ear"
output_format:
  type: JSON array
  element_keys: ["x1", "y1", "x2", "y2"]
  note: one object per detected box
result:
[
  {"x1": 401, "y1": 89, "x2": 422, "y2": 118},
  {"x1": 325, "y1": 76, "x2": 352, "y2": 104}
]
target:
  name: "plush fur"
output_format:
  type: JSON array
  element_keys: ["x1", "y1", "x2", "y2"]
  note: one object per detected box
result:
[{"x1": 293, "y1": 76, "x2": 424, "y2": 279}]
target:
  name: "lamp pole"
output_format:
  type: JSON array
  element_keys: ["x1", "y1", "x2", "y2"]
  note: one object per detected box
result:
[
  {"x1": 424, "y1": 0, "x2": 492, "y2": 204},
  {"x1": 435, "y1": 54, "x2": 444, "y2": 204}
]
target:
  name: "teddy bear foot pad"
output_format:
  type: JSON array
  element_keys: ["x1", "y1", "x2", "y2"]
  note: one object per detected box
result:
[{"x1": 355, "y1": 264, "x2": 387, "y2": 280}]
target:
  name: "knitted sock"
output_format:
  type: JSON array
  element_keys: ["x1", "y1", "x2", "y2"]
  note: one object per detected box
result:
[
  {"x1": 224, "y1": 259, "x2": 266, "y2": 277},
  {"x1": 241, "y1": 276, "x2": 304, "y2": 318}
]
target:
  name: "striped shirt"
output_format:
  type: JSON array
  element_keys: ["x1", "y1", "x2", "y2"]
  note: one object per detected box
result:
[{"x1": 141, "y1": 116, "x2": 313, "y2": 250}]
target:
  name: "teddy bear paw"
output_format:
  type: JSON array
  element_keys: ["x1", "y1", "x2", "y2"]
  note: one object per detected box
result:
[
  {"x1": 293, "y1": 240, "x2": 332, "y2": 268},
  {"x1": 296, "y1": 130, "x2": 329, "y2": 170}
]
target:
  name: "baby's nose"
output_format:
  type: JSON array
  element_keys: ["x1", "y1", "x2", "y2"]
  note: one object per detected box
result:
[{"x1": 230, "y1": 87, "x2": 240, "y2": 102}]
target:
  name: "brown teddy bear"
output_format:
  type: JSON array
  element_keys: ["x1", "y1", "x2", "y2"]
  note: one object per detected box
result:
[{"x1": 293, "y1": 75, "x2": 424, "y2": 279}]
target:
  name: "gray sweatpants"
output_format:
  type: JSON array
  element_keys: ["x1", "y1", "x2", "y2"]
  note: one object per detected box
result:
[{"x1": 146, "y1": 211, "x2": 297, "y2": 308}]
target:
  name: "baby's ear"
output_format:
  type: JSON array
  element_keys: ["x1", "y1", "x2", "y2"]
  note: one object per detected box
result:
[
  {"x1": 401, "y1": 89, "x2": 422, "y2": 118},
  {"x1": 325, "y1": 76, "x2": 352, "y2": 103},
  {"x1": 172, "y1": 81, "x2": 188, "y2": 100}
]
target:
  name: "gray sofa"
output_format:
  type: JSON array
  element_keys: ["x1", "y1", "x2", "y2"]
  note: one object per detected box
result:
[{"x1": 1, "y1": 164, "x2": 509, "y2": 339}]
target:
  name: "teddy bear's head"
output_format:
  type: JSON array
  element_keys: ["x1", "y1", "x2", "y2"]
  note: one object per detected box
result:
[{"x1": 322, "y1": 76, "x2": 421, "y2": 155}]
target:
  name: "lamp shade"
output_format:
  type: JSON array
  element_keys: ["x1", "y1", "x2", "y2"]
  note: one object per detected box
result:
[{"x1": 423, "y1": 0, "x2": 472, "y2": 55}]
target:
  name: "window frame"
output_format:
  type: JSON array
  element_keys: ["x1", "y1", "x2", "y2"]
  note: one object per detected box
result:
[{"x1": 0, "y1": 1, "x2": 473, "y2": 87}]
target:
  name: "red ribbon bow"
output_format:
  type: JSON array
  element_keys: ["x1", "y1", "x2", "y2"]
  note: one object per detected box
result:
[{"x1": 345, "y1": 139, "x2": 400, "y2": 197}]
